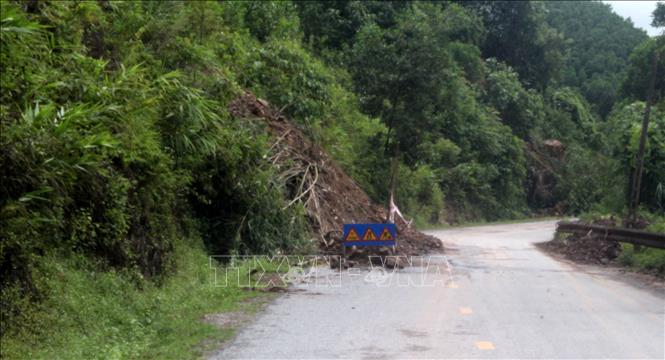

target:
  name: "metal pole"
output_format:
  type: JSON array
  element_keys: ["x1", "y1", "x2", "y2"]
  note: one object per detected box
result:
[{"x1": 629, "y1": 50, "x2": 659, "y2": 228}]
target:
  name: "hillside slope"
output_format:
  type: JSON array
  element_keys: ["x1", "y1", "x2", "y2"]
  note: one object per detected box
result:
[
  {"x1": 545, "y1": 1, "x2": 648, "y2": 116},
  {"x1": 229, "y1": 92, "x2": 442, "y2": 255}
]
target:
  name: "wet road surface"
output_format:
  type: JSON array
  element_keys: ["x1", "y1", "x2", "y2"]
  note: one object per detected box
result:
[{"x1": 213, "y1": 220, "x2": 665, "y2": 359}]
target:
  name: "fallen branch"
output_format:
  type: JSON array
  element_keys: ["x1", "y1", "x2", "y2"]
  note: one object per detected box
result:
[
  {"x1": 282, "y1": 165, "x2": 319, "y2": 210},
  {"x1": 268, "y1": 129, "x2": 291, "y2": 152}
]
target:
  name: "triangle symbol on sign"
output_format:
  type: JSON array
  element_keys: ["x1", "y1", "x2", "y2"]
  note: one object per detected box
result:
[
  {"x1": 345, "y1": 228, "x2": 360, "y2": 241},
  {"x1": 363, "y1": 228, "x2": 378, "y2": 241},
  {"x1": 380, "y1": 227, "x2": 393, "y2": 241}
]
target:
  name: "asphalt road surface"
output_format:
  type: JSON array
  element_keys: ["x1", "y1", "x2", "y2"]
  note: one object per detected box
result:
[{"x1": 213, "y1": 220, "x2": 665, "y2": 359}]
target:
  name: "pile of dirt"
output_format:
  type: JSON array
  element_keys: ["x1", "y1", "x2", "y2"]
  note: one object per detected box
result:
[
  {"x1": 229, "y1": 92, "x2": 442, "y2": 256},
  {"x1": 536, "y1": 218, "x2": 621, "y2": 265}
]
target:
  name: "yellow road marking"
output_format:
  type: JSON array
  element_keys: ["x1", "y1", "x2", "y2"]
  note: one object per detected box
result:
[
  {"x1": 447, "y1": 282, "x2": 459, "y2": 289},
  {"x1": 459, "y1": 307, "x2": 473, "y2": 315},
  {"x1": 476, "y1": 341, "x2": 495, "y2": 350}
]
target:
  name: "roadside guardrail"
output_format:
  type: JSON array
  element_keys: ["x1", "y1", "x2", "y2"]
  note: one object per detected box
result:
[{"x1": 556, "y1": 221, "x2": 665, "y2": 249}]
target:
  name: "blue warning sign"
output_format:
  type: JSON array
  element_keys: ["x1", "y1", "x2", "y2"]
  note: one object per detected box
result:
[{"x1": 343, "y1": 223, "x2": 397, "y2": 247}]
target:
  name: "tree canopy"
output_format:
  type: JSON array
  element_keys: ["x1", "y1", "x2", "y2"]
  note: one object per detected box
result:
[{"x1": 544, "y1": 1, "x2": 648, "y2": 117}]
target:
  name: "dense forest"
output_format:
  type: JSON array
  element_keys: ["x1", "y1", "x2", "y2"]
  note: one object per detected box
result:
[{"x1": 1, "y1": 1, "x2": 664, "y2": 357}]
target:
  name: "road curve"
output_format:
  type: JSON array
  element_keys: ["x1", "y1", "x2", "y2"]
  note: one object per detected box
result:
[{"x1": 212, "y1": 220, "x2": 665, "y2": 359}]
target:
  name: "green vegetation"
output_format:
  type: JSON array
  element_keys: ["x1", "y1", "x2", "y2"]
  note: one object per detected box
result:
[
  {"x1": 1, "y1": 1, "x2": 664, "y2": 357},
  {"x1": 544, "y1": 1, "x2": 648, "y2": 117},
  {"x1": 654, "y1": 3, "x2": 665, "y2": 28},
  {"x1": 618, "y1": 243, "x2": 665, "y2": 275},
  {"x1": 1, "y1": 2, "x2": 309, "y2": 357},
  {"x1": 578, "y1": 211, "x2": 665, "y2": 276},
  {"x1": 0, "y1": 240, "x2": 271, "y2": 359}
]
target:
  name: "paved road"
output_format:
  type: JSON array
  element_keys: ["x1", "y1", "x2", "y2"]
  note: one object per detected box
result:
[{"x1": 213, "y1": 220, "x2": 665, "y2": 359}]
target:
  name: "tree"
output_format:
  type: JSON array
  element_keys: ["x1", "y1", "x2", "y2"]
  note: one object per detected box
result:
[
  {"x1": 606, "y1": 102, "x2": 665, "y2": 212},
  {"x1": 295, "y1": 1, "x2": 409, "y2": 53},
  {"x1": 464, "y1": 1, "x2": 566, "y2": 91},
  {"x1": 482, "y1": 59, "x2": 545, "y2": 139},
  {"x1": 620, "y1": 36, "x2": 665, "y2": 103},
  {"x1": 350, "y1": 3, "x2": 526, "y2": 219},
  {"x1": 349, "y1": 3, "x2": 483, "y2": 162},
  {"x1": 544, "y1": 1, "x2": 648, "y2": 117},
  {"x1": 652, "y1": 2, "x2": 665, "y2": 28}
]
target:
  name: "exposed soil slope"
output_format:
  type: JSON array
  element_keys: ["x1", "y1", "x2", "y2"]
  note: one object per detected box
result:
[{"x1": 229, "y1": 92, "x2": 441, "y2": 255}]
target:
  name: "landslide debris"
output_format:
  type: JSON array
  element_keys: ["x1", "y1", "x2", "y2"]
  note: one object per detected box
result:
[
  {"x1": 525, "y1": 139, "x2": 566, "y2": 214},
  {"x1": 228, "y1": 92, "x2": 442, "y2": 256},
  {"x1": 537, "y1": 218, "x2": 621, "y2": 265}
]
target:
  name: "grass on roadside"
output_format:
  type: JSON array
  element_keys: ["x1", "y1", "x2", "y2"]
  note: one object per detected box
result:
[
  {"x1": 604, "y1": 211, "x2": 665, "y2": 276},
  {"x1": 617, "y1": 244, "x2": 665, "y2": 276},
  {"x1": 0, "y1": 241, "x2": 272, "y2": 359}
]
